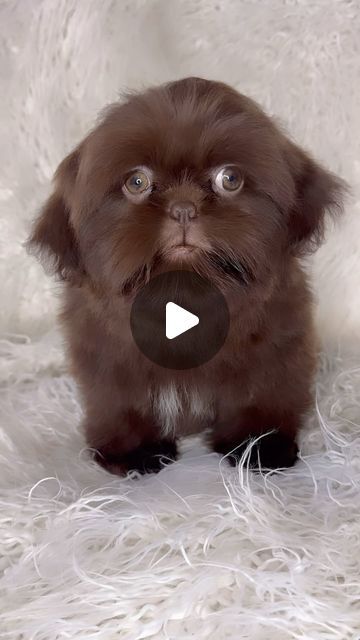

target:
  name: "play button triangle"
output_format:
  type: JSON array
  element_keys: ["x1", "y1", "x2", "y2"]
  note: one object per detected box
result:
[{"x1": 166, "y1": 302, "x2": 199, "y2": 340}]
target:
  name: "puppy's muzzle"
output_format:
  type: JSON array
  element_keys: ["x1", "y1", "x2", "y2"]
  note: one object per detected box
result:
[{"x1": 168, "y1": 201, "x2": 198, "y2": 225}]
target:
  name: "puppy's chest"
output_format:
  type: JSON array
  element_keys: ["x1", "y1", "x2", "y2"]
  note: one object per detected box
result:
[{"x1": 151, "y1": 383, "x2": 215, "y2": 435}]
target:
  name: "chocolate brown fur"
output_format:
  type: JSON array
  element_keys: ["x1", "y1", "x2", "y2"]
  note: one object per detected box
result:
[{"x1": 27, "y1": 78, "x2": 345, "y2": 474}]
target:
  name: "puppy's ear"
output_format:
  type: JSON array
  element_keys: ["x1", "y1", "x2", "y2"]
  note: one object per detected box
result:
[
  {"x1": 284, "y1": 140, "x2": 346, "y2": 254},
  {"x1": 27, "y1": 149, "x2": 83, "y2": 283}
]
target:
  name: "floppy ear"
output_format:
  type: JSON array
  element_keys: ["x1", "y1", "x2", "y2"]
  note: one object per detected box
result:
[
  {"x1": 284, "y1": 140, "x2": 347, "y2": 254},
  {"x1": 27, "y1": 149, "x2": 84, "y2": 283}
]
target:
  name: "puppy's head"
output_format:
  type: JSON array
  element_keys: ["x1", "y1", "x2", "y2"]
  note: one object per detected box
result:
[{"x1": 28, "y1": 77, "x2": 345, "y2": 295}]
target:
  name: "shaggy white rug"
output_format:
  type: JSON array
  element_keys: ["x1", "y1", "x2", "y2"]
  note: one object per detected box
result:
[
  {"x1": 2, "y1": 338, "x2": 360, "y2": 639},
  {"x1": 1, "y1": 1, "x2": 360, "y2": 638}
]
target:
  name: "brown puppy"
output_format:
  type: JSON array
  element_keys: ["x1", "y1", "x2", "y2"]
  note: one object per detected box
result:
[{"x1": 28, "y1": 77, "x2": 345, "y2": 474}]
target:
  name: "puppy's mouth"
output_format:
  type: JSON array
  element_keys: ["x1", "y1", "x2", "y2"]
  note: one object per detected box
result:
[
  {"x1": 165, "y1": 243, "x2": 199, "y2": 258},
  {"x1": 120, "y1": 245, "x2": 255, "y2": 297},
  {"x1": 165, "y1": 242, "x2": 255, "y2": 282}
]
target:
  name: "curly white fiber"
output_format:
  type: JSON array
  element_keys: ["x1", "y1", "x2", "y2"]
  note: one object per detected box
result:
[{"x1": 1, "y1": 339, "x2": 360, "y2": 638}]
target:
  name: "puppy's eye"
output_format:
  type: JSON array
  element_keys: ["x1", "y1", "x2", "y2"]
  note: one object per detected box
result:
[
  {"x1": 213, "y1": 166, "x2": 244, "y2": 194},
  {"x1": 123, "y1": 168, "x2": 152, "y2": 197}
]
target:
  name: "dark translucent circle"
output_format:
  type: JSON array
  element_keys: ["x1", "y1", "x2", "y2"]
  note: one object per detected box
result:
[{"x1": 130, "y1": 270, "x2": 230, "y2": 370}]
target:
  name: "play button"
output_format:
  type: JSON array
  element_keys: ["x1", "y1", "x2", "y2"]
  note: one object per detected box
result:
[
  {"x1": 166, "y1": 302, "x2": 199, "y2": 339},
  {"x1": 130, "y1": 270, "x2": 229, "y2": 369}
]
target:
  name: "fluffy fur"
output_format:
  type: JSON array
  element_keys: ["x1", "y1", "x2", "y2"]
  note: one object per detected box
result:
[
  {"x1": 152, "y1": 383, "x2": 215, "y2": 437},
  {"x1": 28, "y1": 77, "x2": 345, "y2": 474}
]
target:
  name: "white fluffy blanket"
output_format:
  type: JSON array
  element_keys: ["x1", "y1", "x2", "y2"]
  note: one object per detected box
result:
[{"x1": 1, "y1": 1, "x2": 360, "y2": 638}]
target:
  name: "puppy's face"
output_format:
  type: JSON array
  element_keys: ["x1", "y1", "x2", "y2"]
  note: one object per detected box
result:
[{"x1": 28, "y1": 78, "x2": 344, "y2": 296}]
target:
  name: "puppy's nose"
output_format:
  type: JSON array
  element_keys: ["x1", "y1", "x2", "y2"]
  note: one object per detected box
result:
[{"x1": 169, "y1": 201, "x2": 197, "y2": 224}]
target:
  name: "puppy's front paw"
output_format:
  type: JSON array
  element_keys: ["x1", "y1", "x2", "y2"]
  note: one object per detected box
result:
[
  {"x1": 215, "y1": 431, "x2": 298, "y2": 470},
  {"x1": 95, "y1": 439, "x2": 178, "y2": 475}
]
